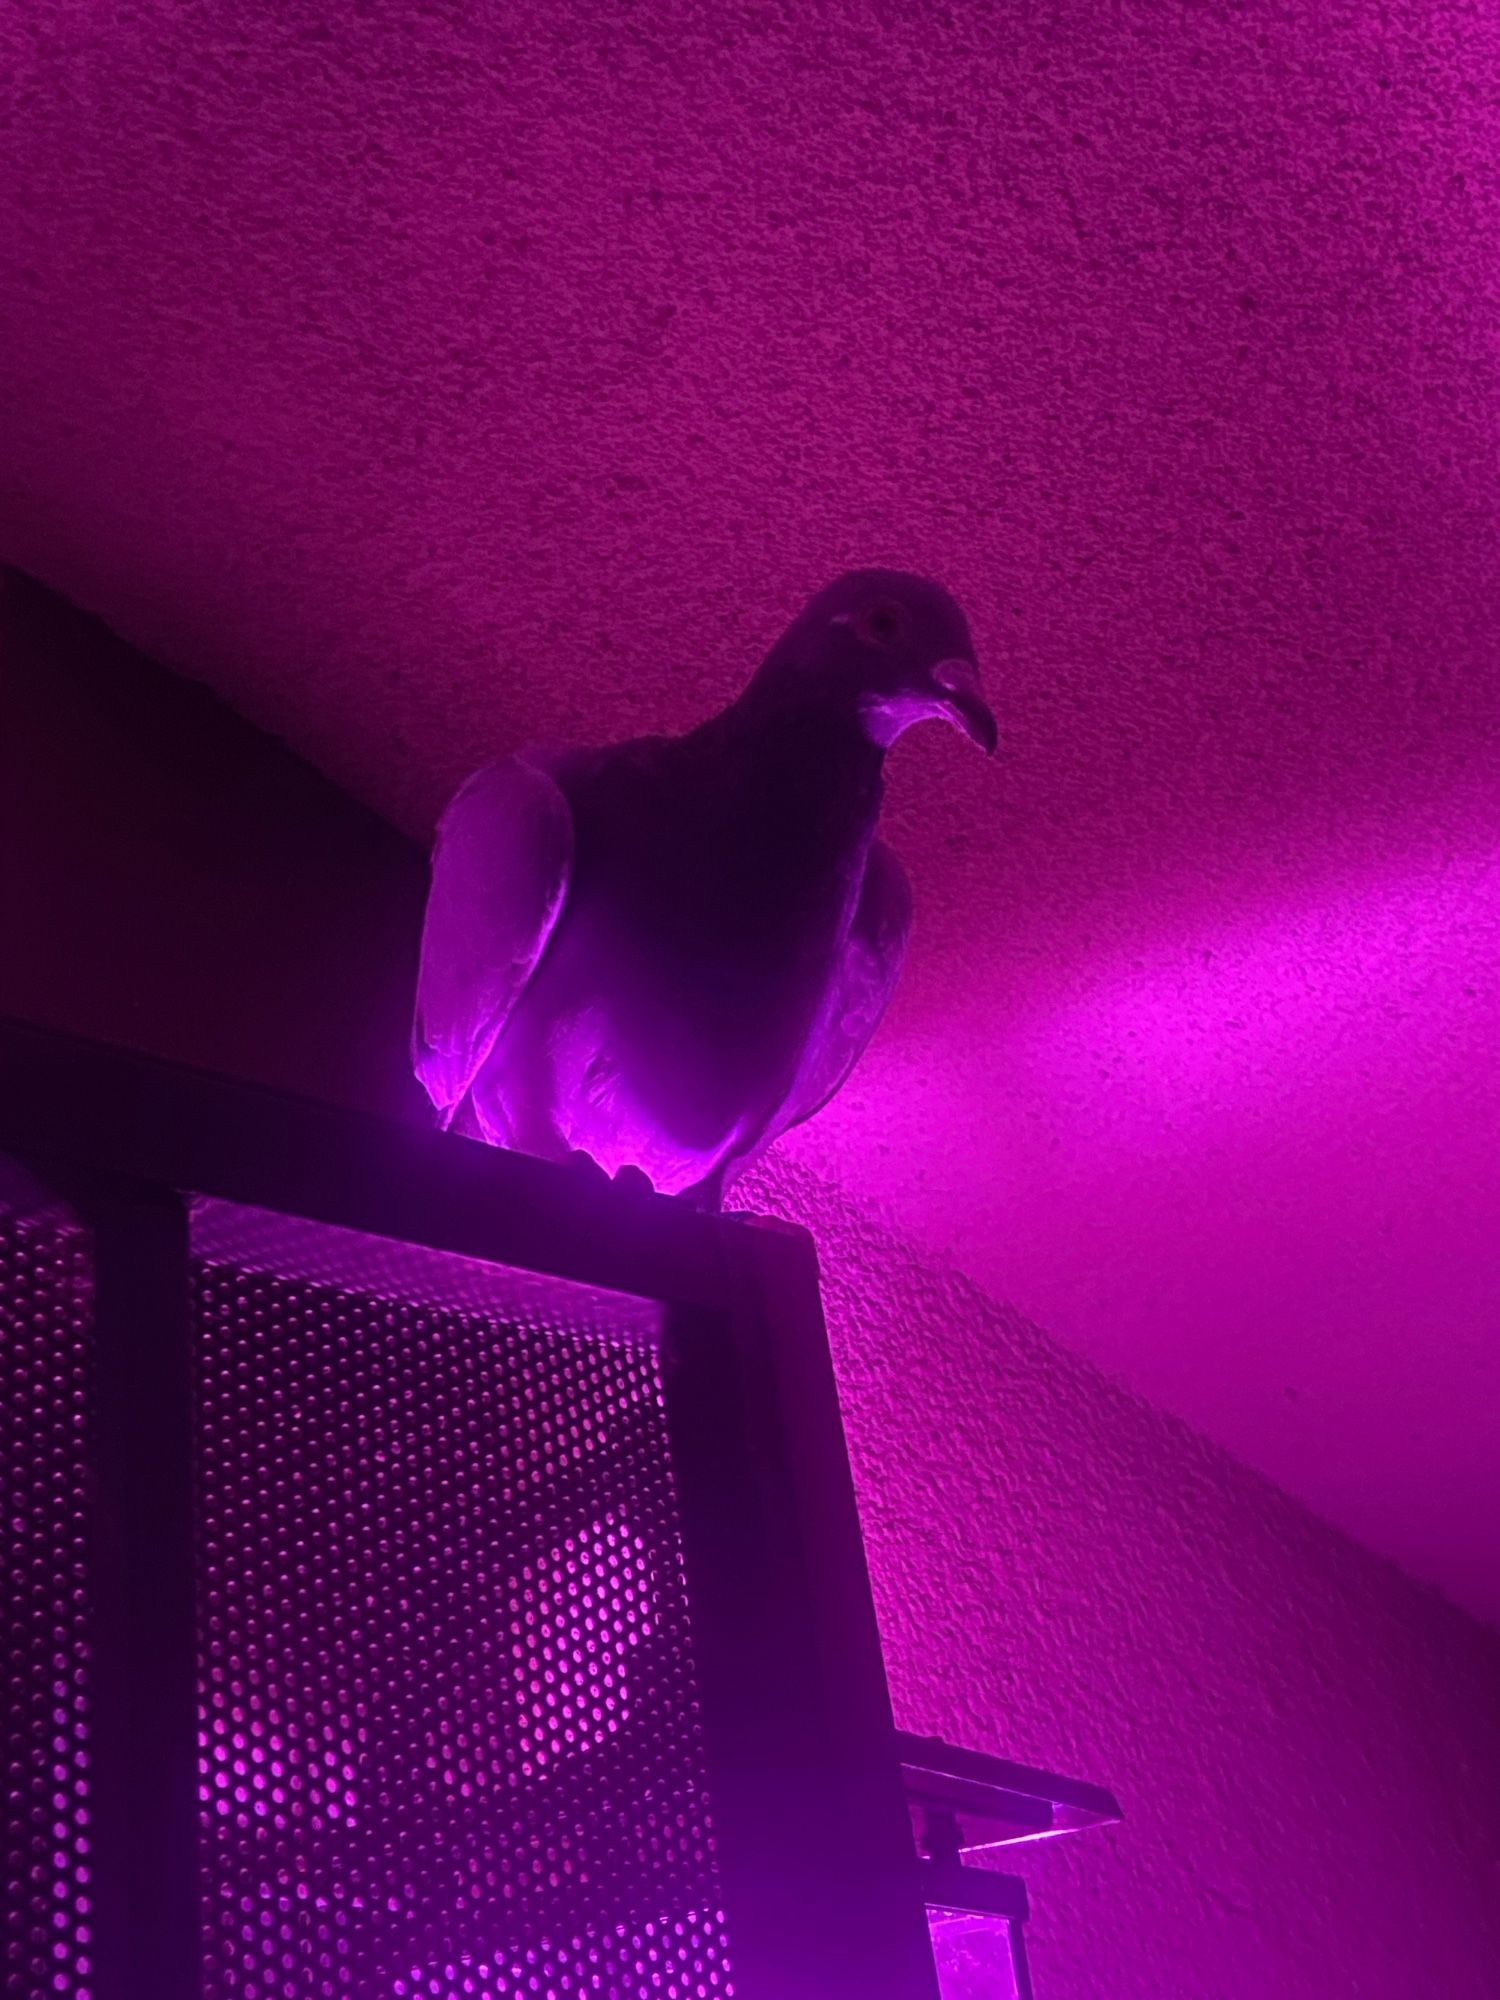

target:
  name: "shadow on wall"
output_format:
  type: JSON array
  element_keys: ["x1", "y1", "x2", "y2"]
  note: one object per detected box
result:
[{"x1": 0, "y1": 569, "x2": 429, "y2": 1120}]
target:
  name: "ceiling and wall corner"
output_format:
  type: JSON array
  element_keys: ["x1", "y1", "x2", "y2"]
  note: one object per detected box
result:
[
  {"x1": 6, "y1": 569, "x2": 1499, "y2": 1999},
  {"x1": 0, "y1": 3, "x2": 1497, "y2": 1623}
]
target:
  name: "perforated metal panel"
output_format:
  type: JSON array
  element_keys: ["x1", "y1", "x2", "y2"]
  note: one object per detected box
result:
[
  {"x1": 190, "y1": 1207, "x2": 732, "y2": 1999},
  {"x1": 0, "y1": 1199, "x2": 94, "y2": 2000}
]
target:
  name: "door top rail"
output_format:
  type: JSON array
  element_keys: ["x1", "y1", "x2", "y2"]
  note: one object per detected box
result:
[{"x1": 0, "y1": 1015, "x2": 802, "y2": 1312}]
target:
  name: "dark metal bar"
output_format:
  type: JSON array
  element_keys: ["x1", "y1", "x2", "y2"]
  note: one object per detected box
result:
[
  {"x1": 896, "y1": 1729, "x2": 1123, "y2": 1830},
  {"x1": 918, "y1": 1859, "x2": 1029, "y2": 1923},
  {"x1": 1009, "y1": 1918, "x2": 1037, "y2": 2000},
  {"x1": 911, "y1": 1769, "x2": 1055, "y2": 1842},
  {"x1": 85, "y1": 1181, "x2": 202, "y2": 2000},
  {"x1": 0, "y1": 1016, "x2": 734, "y2": 1310},
  {"x1": 657, "y1": 1299, "x2": 790, "y2": 1997},
  {"x1": 661, "y1": 1227, "x2": 940, "y2": 2000},
  {"x1": 719, "y1": 1223, "x2": 939, "y2": 2000}
]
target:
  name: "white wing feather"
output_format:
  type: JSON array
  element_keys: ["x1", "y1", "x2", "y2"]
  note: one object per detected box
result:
[
  {"x1": 772, "y1": 838, "x2": 912, "y2": 1137},
  {"x1": 411, "y1": 756, "x2": 574, "y2": 1123}
]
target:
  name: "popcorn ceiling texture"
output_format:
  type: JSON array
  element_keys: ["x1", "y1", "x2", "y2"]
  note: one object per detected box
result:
[
  {"x1": 1, "y1": 2, "x2": 1499, "y2": 1626},
  {"x1": 743, "y1": 1151, "x2": 1500, "y2": 1999}
]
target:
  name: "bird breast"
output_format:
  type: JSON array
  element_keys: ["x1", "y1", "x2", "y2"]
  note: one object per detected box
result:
[{"x1": 531, "y1": 753, "x2": 879, "y2": 1165}]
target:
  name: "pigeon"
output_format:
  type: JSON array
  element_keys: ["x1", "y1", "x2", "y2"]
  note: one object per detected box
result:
[{"x1": 412, "y1": 569, "x2": 995, "y2": 1209}]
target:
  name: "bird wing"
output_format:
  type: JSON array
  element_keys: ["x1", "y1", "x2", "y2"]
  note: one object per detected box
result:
[
  {"x1": 771, "y1": 837, "x2": 913, "y2": 1139},
  {"x1": 411, "y1": 754, "x2": 574, "y2": 1124}
]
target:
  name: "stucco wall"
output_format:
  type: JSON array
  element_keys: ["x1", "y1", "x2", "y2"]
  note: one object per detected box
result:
[
  {"x1": 5, "y1": 577, "x2": 1498, "y2": 1996},
  {"x1": 744, "y1": 1152, "x2": 1500, "y2": 1999}
]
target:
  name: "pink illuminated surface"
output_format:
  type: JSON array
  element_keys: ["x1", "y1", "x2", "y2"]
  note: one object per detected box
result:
[
  {"x1": 0, "y1": 1, "x2": 1498, "y2": 1633},
  {"x1": 513, "y1": 1516, "x2": 656, "y2": 1771},
  {"x1": 794, "y1": 779, "x2": 1500, "y2": 1622}
]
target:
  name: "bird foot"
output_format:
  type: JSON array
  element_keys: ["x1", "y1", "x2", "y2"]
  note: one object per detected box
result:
[{"x1": 566, "y1": 1151, "x2": 657, "y2": 1197}]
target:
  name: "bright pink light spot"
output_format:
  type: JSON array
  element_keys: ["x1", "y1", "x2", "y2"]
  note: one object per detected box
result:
[
  {"x1": 512, "y1": 1514, "x2": 656, "y2": 1772},
  {"x1": 197, "y1": 1688, "x2": 360, "y2": 1833}
]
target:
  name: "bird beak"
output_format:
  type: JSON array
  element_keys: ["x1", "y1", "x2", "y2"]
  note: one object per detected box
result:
[{"x1": 933, "y1": 658, "x2": 998, "y2": 755}]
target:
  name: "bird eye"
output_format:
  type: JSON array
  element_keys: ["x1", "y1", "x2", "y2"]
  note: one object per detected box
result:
[{"x1": 855, "y1": 601, "x2": 908, "y2": 648}]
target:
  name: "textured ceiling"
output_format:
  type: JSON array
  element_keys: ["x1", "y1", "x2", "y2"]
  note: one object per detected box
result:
[{"x1": 2, "y1": 2, "x2": 1498, "y2": 1621}]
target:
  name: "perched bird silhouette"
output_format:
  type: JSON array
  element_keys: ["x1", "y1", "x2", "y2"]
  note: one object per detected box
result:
[{"x1": 412, "y1": 570, "x2": 996, "y2": 1209}]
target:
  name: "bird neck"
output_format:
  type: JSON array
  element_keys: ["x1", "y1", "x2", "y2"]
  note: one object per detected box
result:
[{"x1": 711, "y1": 674, "x2": 887, "y2": 822}]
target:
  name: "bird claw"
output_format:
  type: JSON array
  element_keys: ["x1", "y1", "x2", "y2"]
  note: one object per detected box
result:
[{"x1": 566, "y1": 1151, "x2": 657, "y2": 1198}]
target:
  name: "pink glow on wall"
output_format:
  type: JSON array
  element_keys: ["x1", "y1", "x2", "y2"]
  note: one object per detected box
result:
[{"x1": 800, "y1": 792, "x2": 1500, "y2": 1623}]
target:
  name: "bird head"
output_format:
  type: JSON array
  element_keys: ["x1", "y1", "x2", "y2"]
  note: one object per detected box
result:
[{"x1": 778, "y1": 570, "x2": 997, "y2": 755}]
